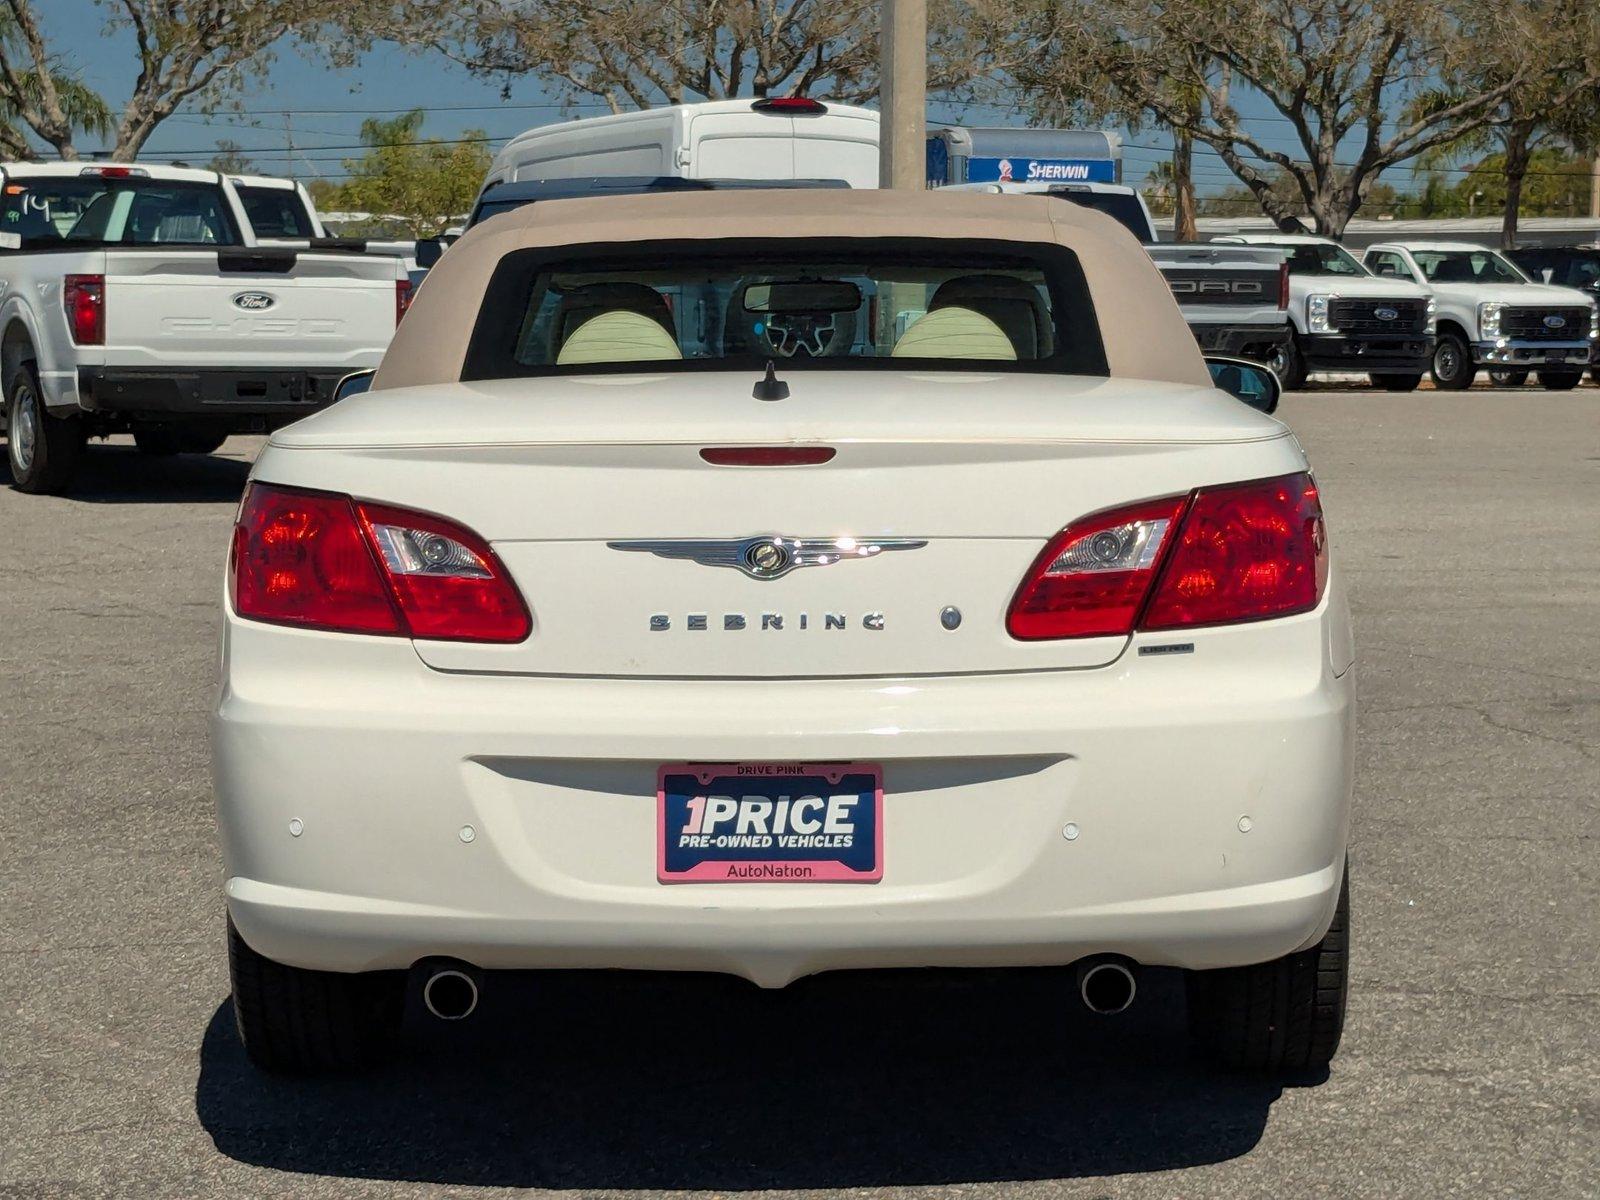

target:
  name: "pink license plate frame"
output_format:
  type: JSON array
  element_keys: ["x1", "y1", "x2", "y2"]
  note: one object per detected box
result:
[{"x1": 656, "y1": 761, "x2": 884, "y2": 884}]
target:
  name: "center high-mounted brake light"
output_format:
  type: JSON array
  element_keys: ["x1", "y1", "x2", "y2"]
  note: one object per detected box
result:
[
  {"x1": 752, "y1": 96, "x2": 829, "y2": 115},
  {"x1": 63, "y1": 275, "x2": 105, "y2": 345},
  {"x1": 230, "y1": 484, "x2": 531, "y2": 642},
  {"x1": 1007, "y1": 473, "x2": 1326, "y2": 640}
]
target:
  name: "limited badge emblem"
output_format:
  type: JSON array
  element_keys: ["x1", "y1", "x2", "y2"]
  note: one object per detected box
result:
[
  {"x1": 233, "y1": 291, "x2": 276, "y2": 311},
  {"x1": 1543, "y1": 314, "x2": 1566, "y2": 329},
  {"x1": 1374, "y1": 307, "x2": 1398, "y2": 321}
]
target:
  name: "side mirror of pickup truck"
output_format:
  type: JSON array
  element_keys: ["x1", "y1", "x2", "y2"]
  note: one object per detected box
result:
[
  {"x1": 334, "y1": 369, "x2": 376, "y2": 403},
  {"x1": 1205, "y1": 356, "x2": 1280, "y2": 415},
  {"x1": 414, "y1": 238, "x2": 446, "y2": 269}
]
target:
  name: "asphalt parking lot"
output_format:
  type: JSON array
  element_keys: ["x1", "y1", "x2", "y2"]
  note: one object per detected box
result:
[{"x1": 2, "y1": 389, "x2": 1597, "y2": 1199}]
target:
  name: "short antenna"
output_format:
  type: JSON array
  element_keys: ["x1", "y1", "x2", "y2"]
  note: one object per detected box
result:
[{"x1": 752, "y1": 359, "x2": 790, "y2": 401}]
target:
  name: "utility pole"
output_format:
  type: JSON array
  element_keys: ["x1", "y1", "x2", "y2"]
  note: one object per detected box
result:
[
  {"x1": 1591, "y1": 152, "x2": 1599, "y2": 220},
  {"x1": 878, "y1": 0, "x2": 926, "y2": 191}
]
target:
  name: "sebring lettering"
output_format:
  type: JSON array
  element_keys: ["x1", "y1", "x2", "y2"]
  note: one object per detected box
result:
[{"x1": 650, "y1": 612, "x2": 885, "y2": 631}]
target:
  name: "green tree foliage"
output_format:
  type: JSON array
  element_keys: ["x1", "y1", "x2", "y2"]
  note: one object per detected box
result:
[
  {"x1": 0, "y1": 7, "x2": 112, "y2": 158},
  {"x1": 319, "y1": 110, "x2": 489, "y2": 236},
  {"x1": 207, "y1": 139, "x2": 255, "y2": 175},
  {"x1": 988, "y1": 0, "x2": 1598, "y2": 236}
]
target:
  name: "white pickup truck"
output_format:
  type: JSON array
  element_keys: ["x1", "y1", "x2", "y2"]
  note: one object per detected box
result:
[
  {"x1": 1, "y1": 162, "x2": 409, "y2": 493},
  {"x1": 1361, "y1": 240, "x2": 1599, "y2": 390},
  {"x1": 1214, "y1": 234, "x2": 1435, "y2": 390},
  {"x1": 943, "y1": 181, "x2": 1294, "y2": 370}
]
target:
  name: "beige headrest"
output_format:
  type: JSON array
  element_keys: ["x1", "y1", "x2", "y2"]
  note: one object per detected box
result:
[
  {"x1": 555, "y1": 310, "x2": 683, "y2": 366},
  {"x1": 891, "y1": 306, "x2": 1018, "y2": 361}
]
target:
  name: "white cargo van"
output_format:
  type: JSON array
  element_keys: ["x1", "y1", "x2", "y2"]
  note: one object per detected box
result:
[{"x1": 484, "y1": 98, "x2": 880, "y2": 189}]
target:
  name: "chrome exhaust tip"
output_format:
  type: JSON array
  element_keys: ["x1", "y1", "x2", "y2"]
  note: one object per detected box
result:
[
  {"x1": 1077, "y1": 959, "x2": 1137, "y2": 1015},
  {"x1": 422, "y1": 966, "x2": 480, "y2": 1021}
]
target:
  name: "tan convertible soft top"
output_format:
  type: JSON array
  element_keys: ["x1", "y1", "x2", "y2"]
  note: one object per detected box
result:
[{"x1": 375, "y1": 189, "x2": 1210, "y2": 389}]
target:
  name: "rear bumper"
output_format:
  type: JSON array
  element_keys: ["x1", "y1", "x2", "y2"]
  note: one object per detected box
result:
[
  {"x1": 77, "y1": 367, "x2": 345, "y2": 426},
  {"x1": 1301, "y1": 332, "x2": 1433, "y2": 373},
  {"x1": 213, "y1": 584, "x2": 1356, "y2": 988},
  {"x1": 1186, "y1": 322, "x2": 1292, "y2": 360}
]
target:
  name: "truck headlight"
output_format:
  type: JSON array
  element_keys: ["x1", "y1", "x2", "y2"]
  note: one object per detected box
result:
[
  {"x1": 1307, "y1": 294, "x2": 1332, "y2": 333},
  {"x1": 1589, "y1": 303, "x2": 1597, "y2": 340},
  {"x1": 1479, "y1": 301, "x2": 1504, "y2": 338},
  {"x1": 1426, "y1": 297, "x2": 1437, "y2": 328}
]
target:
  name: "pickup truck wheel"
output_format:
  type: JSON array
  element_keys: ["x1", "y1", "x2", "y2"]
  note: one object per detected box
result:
[
  {"x1": 1537, "y1": 370, "x2": 1583, "y2": 391},
  {"x1": 1267, "y1": 340, "x2": 1305, "y2": 390},
  {"x1": 227, "y1": 916, "x2": 404, "y2": 1074},
  {"x1": 1430, "y1": 332, "x2": 1476, "y2": 390},
  {"x1": 1487, "y1": 369, "x2": 1528, "y2": 387},
  {"x1": 7, "y1": 364, "x2": 84, "y2": 494},
  {"x1": 1186, "y1": 862, "x2": 1349, "y2": 1074},
  {"x1": 1368, "y1": 373, "x2": 1420, "y2": 392}
]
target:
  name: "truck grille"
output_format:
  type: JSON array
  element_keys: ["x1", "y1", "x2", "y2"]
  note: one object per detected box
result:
[
  {"x1": 1500, "y1": 306, "x2": 1590, "y2": 340},
  {"x1": 1329, "y1": 297, "x2": 1429, "y2": 334}
]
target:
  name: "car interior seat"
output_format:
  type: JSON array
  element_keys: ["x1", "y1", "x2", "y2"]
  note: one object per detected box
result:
[
  {"x1": 928, "y1": 275, "x2": 1051, "y2": 357},
  {"x1": 891, "y1": 306, "x2": 1017, "y2": 361},
  {"x1": 549, "y1": 282, "x2": 676, "y2": 360}
]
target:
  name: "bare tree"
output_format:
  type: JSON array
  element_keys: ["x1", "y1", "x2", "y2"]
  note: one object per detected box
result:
[
  {"x1": 388, "y1": 0, "x2": 986, "y2": 113},
  {"x1": 0, "y1": 0, "x2": 361, "y2": 160},
  {"x1": 996, "y1": 0, "x2": 1590, "y2": 237}
]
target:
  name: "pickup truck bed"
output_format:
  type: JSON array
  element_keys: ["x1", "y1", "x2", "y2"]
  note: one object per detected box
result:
[{"x1": 0, "y1": 162, "x2": 407, "y2": 494}]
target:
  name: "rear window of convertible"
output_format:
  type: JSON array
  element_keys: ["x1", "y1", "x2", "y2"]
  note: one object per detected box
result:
[{"x1": 462, "y1": 238, "x2": 1107, "y2": 379}]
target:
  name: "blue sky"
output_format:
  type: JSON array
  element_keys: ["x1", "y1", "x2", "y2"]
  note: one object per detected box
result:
[{"x1": 42, "y1": 0, "x2": 1426, "y2": 201}]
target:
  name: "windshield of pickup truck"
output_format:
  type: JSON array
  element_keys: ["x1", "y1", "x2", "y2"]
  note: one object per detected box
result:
[
  {"x1": 464, "y1": 241, "x2": 1105, "y2": 379},
  {"x1": 233, "y1": 185, "x2": 315, "y2": 238},
  {"x1": 1412, "y1": 249, "x2": 1524, "y2": 284},
  {"x1": 0, "y1": 177, "x2": 240, "y2": 250},
  {"x1": 1254, "y1": 242, "x2": 1366, "y2": 277}
]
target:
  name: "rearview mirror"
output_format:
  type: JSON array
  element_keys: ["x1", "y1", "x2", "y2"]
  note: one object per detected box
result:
[
  {"x1": 334, "y1": 369, "x2": 376, "y2": 403},
  {"x1": 414, "y1": 237, "x2": 445, "y2": 269},
  {"x1": 1205, "y1": 356, "x2": 1280, "y2": 414},
  {"x1": 743, "y1": 280, "x2": 862, "y2": 314}
]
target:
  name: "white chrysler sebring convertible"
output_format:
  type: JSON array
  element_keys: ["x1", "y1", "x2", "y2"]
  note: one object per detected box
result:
[{"x1": 212, "y1": 190, "x2": 1354, "y2": 1075}]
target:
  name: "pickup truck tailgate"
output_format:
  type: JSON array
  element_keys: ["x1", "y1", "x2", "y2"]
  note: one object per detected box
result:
[{"x1": 100, "y1": 249, "x2": 401, "y2": 370}]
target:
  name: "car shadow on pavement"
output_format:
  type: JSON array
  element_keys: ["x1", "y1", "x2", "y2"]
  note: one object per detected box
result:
[
  {"x1": 0, "y1": 442, "x2": 251, "y2": 504},
  {"x1": 196, "y1": 966, "x2": 1310, "y2": 1189}
]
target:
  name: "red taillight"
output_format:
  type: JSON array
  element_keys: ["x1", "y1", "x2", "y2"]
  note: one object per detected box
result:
[
  {"x1": 64, "y1": 274, "x2": 105, "y2": 345},
  {"x1": 1005, "y1": 473, "x2": 1327, "y2": 640},
  {"x1": 1007, "y1": 495, "x2": 1188, "y2": 640},
  {"x1": 752, "y1": 96, "x2": 828, "y2": 115},
  {"x1": 396, "y1": 277, "x2": 414, "y2": 324},
  {"x1": 1143, "y1": 474, "x2": 1326, "y2": 630},
  {"x1": 230, "y1": 484, "x2": 530, "y2": 643},
  {"x1": 700, "y1": 446, "x2": 836, "y2": 466},
  {"x1": 1278, "y1": 262, "x2": 1290, "y2": 310}
]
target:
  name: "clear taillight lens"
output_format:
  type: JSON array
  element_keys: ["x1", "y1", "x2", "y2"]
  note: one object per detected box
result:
[
  {"x1": 1006, "y1": 473, "x2": 1328, "y2": 640},
  {"x1": 230, "y1": 484, "x2": 530, "y2": 643},
  {"x1": 1007, "y1": 496, "x2": 1187, "y2": 639},
  {"x1": 64, "y1": 274, "x2": 105, "y2": 345}
]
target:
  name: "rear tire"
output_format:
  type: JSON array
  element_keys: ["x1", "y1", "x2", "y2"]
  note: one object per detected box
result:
[
  {"x1": 1430, "y1": 332, "x2": 1476, "y2": 390},
  {"x1": 1186, "y1": 863, "x2": 1349, "y2": 1074},
  {"x1": 1537, "y1": 370, "x2": 1583, "y2": 391},
  {"x1": 1368, "y1": 373, "x2": 1420, "y2": 392},
  {"x1": 1267, "y1": 339, "x2": 1305, "y2": 390},
  {"x1": 6, "y1": 363, "x2": 84, "y2": 494},
  {"x1": 227, "y1": 917, "x2": 404, "y2": 1074},
  {"x1": 1488, "y1": 369, "x2": 1528, "y2": 387}
]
